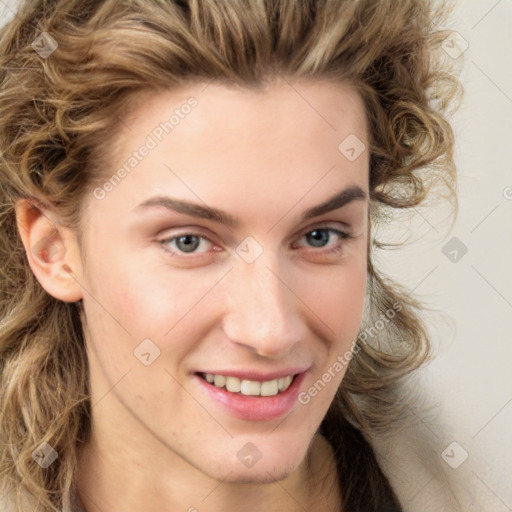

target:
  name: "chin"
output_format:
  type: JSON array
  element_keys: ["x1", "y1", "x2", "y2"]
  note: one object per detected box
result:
[
  {"x1": 196, "y1": 454, "x2": 301, "y2": 485},
  {"x1": 221, "y1": 465, "x2": 297, "y2": 485}
]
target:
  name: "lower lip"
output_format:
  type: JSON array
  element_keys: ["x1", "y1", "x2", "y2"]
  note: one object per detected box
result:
[{"x1": 194, "y1": 372, "x2": 307, "y2": 422}]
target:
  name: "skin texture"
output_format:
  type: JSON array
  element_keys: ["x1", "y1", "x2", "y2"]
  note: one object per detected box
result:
[{"x1": 16, "y1": 78, "x2": 369, "y2": 511}]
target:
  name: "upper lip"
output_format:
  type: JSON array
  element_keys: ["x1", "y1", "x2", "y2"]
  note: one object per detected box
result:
[{"x1": 195, "y1": 367, "x2": 309, "y2": 382}]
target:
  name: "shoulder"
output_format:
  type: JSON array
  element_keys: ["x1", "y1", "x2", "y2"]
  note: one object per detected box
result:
[
  {"x1": 373, "y1": 426, "x2": 486, "y2": 512},
  {"x1": 0, "y1": 487, "x2": 84, "y2": 512}
]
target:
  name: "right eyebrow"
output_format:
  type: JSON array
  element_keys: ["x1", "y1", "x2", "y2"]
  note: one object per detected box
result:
[{"x1": 135, "y1": 196, "x2": 239, "y2": 229}]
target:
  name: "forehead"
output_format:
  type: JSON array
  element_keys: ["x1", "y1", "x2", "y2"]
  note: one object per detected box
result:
[{"x1": 116, "y1": 77, "x2": 368, "y2": 160}]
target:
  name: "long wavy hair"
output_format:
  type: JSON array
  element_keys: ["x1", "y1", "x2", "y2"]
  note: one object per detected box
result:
[{"x1": 0, "y1": 1, "x2": 461, "y2": 510}]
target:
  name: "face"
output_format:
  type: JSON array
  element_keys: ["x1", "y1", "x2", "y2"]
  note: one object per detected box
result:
[{"x1": 77, "y1": 78, "x2": 369, "y2": 483}]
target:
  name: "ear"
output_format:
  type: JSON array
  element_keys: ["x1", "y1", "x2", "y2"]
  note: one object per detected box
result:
[{"x1": 15, "y1": 198, "x2": 84, "y2": 302}]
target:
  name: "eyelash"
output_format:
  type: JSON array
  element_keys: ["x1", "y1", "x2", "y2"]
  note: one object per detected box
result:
[{"x1": 158, "y1": 226, "x2": 352, "y2": 258}]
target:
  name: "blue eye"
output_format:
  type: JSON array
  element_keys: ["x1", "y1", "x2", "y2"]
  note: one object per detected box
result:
[
  {"x1": 161, "y1": 234, "x2": 213, "y2": 254},
  {"x1": 306, "y1": 229, "x2": 330, "y2": 247},
  {"x1": 297, "y1": 228, "x2": 350, "y2": 251}
]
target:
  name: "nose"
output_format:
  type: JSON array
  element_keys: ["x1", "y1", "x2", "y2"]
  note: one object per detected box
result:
[{"x1": 221, "y1": 253, "x2": 306, "y2": 359}]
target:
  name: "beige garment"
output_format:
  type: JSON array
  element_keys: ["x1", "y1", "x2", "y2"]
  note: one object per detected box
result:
[{"x1": 0, "y1": 485, "x2": 85, "y2": 512}]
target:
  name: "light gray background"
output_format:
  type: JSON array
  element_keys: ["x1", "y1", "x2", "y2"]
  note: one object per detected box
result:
[{"x1": 1, "y1": 0, "x2": 510, "y2": 510}]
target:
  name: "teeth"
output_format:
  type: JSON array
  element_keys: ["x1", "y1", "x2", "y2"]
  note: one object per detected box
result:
[
  {"x1": 203, "y1": 373, "x2": 295, "y2": 396},
  {"x1": 260, "y1": 379, "x2": 278, "y2": 396},
  {"x1": 225, "y1": 376, "x2": 241, "y2": 393},
  {"x1": 240, "y1": 380, "x2": 261, "y2": 396},
  {"x1": 213, "y1": 374, "x2": 226, "y2": 388}
]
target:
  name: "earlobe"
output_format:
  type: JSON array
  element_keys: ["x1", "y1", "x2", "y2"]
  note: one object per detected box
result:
[{"x1": 15, "y1": 199, "x2": 84, "y2": 303}]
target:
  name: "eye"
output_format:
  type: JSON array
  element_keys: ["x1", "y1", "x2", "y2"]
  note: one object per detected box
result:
[
  {"x1": 158, "y1": 227, "x2": 351, "y2": 258},
  {"x1": 294, "y1": 227, "x2": 351, "y2": 253},
  {"x1": 160, "y1": 233, "x2": 215, "y2": 255}
]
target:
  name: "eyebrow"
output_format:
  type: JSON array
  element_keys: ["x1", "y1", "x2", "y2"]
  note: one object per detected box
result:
[{"x1": 135, "y1": 185, "x2": 367, "y2": 229}]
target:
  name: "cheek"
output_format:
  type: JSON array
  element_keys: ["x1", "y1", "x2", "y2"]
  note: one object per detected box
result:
[
  {"x1": 80, "y1": 243, "x2": 225, "y2": 363},
  {"x1": 295, "y1": 260, "x2": 366, "y2": 412},
  {"x1": 299, "y1": 257, "x2": 367, "y2": 344},
  {"x1": 334, "y1": 244, "x2": 368, "y2": 332},
  {"x1": 328, "y1": 270, "x2": 365, "y2": 318}
]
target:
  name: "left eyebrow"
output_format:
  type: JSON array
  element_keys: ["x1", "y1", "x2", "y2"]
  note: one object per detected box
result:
[{"x1": 299, "y1": 185, "x2": 367, "y2": 222}]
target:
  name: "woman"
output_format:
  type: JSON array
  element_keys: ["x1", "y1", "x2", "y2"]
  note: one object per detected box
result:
[{"x1": 0, "y1": 1, "x2": 461, "y2": 511}]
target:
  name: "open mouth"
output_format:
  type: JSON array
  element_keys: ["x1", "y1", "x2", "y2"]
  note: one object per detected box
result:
[{"x1": 197, "y1": 372, "x2": 297, "y2": 397}]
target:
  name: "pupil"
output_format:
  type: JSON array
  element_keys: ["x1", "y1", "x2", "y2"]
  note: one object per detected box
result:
[
  {"x1": 176, "y1": 235, "x2": 200, "y2": 252},
  {"x1": 307, "y1": 229, "x2": 328, "y2": 247}
]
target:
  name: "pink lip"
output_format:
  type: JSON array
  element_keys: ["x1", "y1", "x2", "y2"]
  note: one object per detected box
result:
[{"x1": 194, "y1": 371, "x2": 308, "y2": 422}]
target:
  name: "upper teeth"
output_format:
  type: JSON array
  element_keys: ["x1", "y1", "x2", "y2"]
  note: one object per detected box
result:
[{"x1": 204, "y1": 373, "x2": 294, "y2": 396}]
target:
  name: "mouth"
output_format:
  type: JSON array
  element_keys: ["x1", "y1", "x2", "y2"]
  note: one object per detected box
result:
[
  {"x1": 197, "y1": 372, "x2": 296, "y2": 397},
  {"x1": 193, "y1": 370, "x2": 308, "y2": 421}
]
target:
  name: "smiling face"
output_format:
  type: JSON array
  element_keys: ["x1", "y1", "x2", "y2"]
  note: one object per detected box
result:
[{"x1": 76, "y1": 77, "x2": 369, "y2": 485}]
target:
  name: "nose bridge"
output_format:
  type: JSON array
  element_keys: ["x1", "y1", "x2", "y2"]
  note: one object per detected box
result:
[{"x1": 222, "y1": 252, "x2": 303, "y2": 357}]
